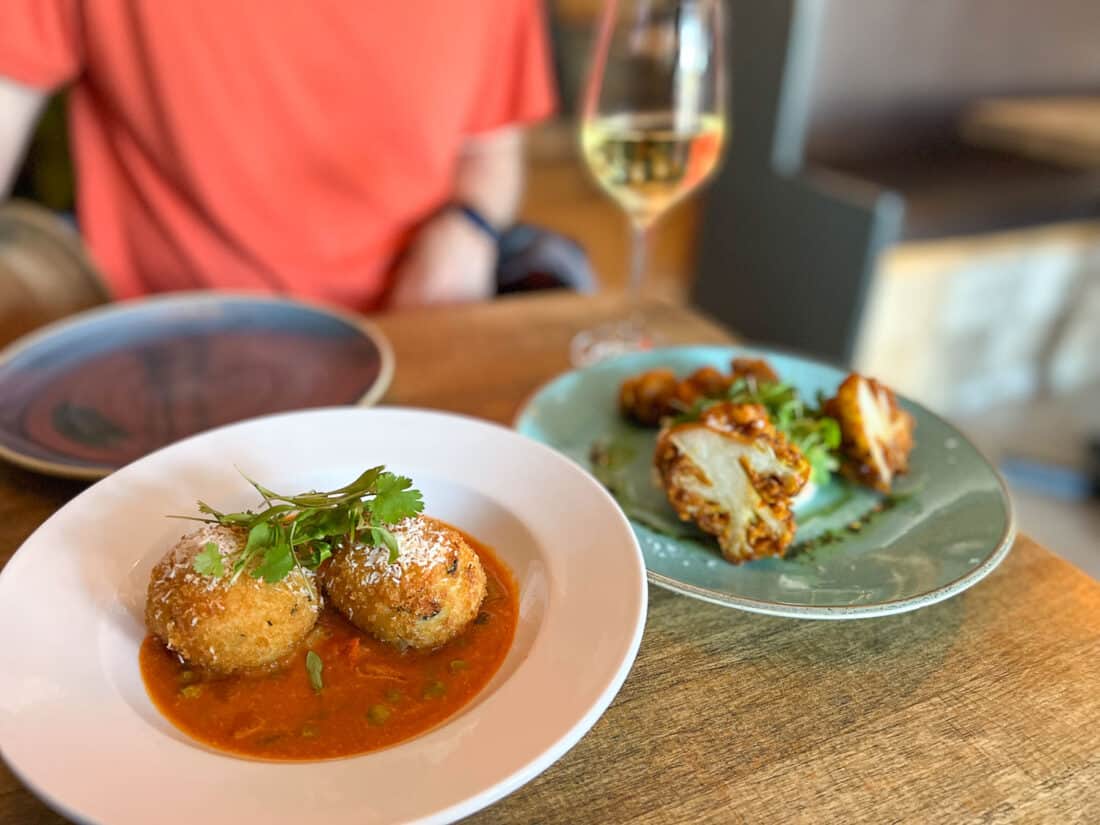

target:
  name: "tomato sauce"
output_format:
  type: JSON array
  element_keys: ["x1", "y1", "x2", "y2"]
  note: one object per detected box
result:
[{"x1": 140, "y1": 532, "x2": 517, "y2": 761}]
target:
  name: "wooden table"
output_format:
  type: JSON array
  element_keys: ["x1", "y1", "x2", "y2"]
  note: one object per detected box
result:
[{"x1": 3, "y1": 293, "x2": 1100, "y2": 823}]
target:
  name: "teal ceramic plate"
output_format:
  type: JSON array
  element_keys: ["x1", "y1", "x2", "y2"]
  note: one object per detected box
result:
[{"x1": 515, "y1": 346, "x2": 1015, "y2": 619}]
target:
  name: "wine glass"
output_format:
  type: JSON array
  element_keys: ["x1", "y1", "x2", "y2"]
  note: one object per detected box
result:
[{"x1": 571, "y1": 0, "x2": 727, "y2": 367}]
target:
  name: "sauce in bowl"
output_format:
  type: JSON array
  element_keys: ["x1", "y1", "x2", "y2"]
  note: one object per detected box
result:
[{"x1": 140, "y1": 531, "x2": 517, "y2": 760}]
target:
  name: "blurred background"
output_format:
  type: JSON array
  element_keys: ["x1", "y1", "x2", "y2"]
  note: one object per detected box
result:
[{"x1": 9, "y1": 0, "x2": 1100, "y2": 575}]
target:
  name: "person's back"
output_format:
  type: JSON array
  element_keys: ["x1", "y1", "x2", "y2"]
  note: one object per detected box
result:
[{"x1": 0, "y1": 1, "x2": 554, "y2": 310}]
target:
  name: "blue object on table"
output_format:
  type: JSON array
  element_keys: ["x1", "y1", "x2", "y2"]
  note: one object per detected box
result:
[
  {"x1": 495, "y1": 224, "x2": 596, "y2": 295},
  {"x1": 1000, "y1": 451, "x2": 1100, "y2": 502}
]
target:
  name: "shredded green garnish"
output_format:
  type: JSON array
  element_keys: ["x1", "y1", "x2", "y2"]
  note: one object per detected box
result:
[
  {"x1": 306, "y1": 650, "x2": 324, "y2": 692},
  {"x1": 176, "y1": 467, "x2": 424, "y2": 585}
]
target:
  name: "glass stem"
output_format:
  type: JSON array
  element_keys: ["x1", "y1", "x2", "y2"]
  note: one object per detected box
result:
[{"x1": 626, "y1": 220, "x2": 650, "y2": 322}]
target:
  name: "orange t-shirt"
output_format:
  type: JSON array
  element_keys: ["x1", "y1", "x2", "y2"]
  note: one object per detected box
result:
[{"x1": 0, "y1": 1, "x2": 555, "y2": 310}]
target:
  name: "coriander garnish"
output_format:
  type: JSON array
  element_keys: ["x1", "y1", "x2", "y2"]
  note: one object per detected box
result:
[
  {"x1": 192, "y1": 541, "x2": 225, "y2": 578},
  {"x1": 177, "y1": 467, "x2": 425, "y2": 585}
]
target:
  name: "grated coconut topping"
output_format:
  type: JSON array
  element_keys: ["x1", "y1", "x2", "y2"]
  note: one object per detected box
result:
[
  {"x1": 343, "y1": 516, "x2": 452, "y2": 587},
  {"x1": 152, "y1": 523, "x2": 315, "y2": 601}
]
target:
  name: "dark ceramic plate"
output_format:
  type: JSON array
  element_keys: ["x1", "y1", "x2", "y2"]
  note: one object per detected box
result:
[{"x1": 0, "y1": 293, "x2": 393, "y2": 479}]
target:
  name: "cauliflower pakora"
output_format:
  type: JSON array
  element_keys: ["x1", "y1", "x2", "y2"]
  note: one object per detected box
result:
[
  {"x1": 619, "y1": 368, "x2": 679, "y2": 426},
  {"x1": 655, "y1": 402, "x2": 811, "y2": 563},
  {"x1": 824, "y1": 373, "x2": 915, "y2": 492},
  {"x1": 672, "y1": 366, "x2": 733, "y2": 411},
  {"x1": 730, "y1": 358, "x2": 780, "y2": 385},
  {"x1": 619, "y1": 359, "x2": 782, "y2": 427}
]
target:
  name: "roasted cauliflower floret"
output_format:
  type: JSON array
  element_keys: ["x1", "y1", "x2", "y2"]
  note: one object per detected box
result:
[
  {"x1": 730, "y1": 358, "x2": 780, "y2": 385},
  {"x1": 824, "y1": 373, "x2": 915, "y2": 492},
  {"x1": 655, "y1": 402, "x2": 811, "y2": 563},
  {"x1": 619, "y1": 368, "x2": 679, "y2": 426}
]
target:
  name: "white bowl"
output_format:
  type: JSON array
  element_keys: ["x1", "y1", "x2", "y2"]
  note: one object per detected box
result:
[{"x1": 0, "y1": 408, "x2": 647, "y2": 824}]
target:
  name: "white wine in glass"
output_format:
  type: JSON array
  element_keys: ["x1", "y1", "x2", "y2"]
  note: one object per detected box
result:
[
  {"x1": 581, "y1": 112, "x2": 725, "y2": 227},
  {"x1": 571, "y1": 0, "x2": 727, "y2": 366}
]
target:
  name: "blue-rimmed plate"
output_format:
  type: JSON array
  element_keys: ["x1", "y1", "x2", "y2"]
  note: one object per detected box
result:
[
  {"x1": 515, "y1": 346, "x2": 1015, "y2": 619},
  {"x1": 0, "y1": 293, "x2": 393, "y2": 479}
]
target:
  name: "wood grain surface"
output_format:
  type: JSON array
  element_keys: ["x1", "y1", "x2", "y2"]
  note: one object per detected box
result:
[{"x1": 2, "y1": 293, "x2": 1099, "y2": 824}]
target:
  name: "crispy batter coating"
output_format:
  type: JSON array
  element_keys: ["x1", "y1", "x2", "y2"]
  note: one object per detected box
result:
[
  {"x1": 730, "y1": 358, "x2": 780, "y2": 385},
  {"x1": 321, "y1": 516, "x2": 486, "y2": 650},
  {"x1": 619, "y1": 368, "x2": 679, "y2": 426},
  {"x1": 619, "y1": 359, "x2": 783, "y2": 428},
  {"x1": 146, "y1": 524, "x2": 321, "y2": 674},
  {"x1": 824, "y1": 373, "x2": 915, "y2": 492},
  {"x1": 655, "y1": 402, "x2": 810, "y2": 563},
  {"x1": 673, "y1": 366, "x2": 734, "y2": 410}
]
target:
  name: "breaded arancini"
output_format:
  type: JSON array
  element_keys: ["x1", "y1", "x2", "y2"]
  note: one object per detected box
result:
[
  {"x1": 146, "y1": 524, "x2": 321, "y2": 673},
  {"x1": 321, "y1": 516, "x2": 486, "y2": 650}
]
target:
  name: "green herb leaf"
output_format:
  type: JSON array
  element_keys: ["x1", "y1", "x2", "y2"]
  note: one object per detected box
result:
[
  {"x1": 246, "y1": 521, "x2": 276, "y2": 554},
  {"x1": 192, "y1": 541, "x2": 224, "y2": 577},
  {"x1": 369, "y1": 526, "x2": 401, "y2": 564},
  {"x1": 180, "y1": 467, "x2": 423, "y2": 584},
  {"x1": 240, "y1": 465, "x2": 385, "y2": 510},
  {"x1": 197, "y1": 501, "x2": 254, "y2": 525},
  {"x1": 253, "y1": 540, "x2": 296, "y2": 583},
  {"x1": 302, "y1": 541, "x2": 333, "y2": 569},
  {"x1": 251, "y1": 504, "x2": 297, "y2": 524},
  {"x1": 229, "y1": 520, "x2": 278, "y2": 583},
  {"x1": 342, "y1": 499, "x2": 362, "y2": 547},
  {"x1": 306, "y1": 650, "x2": 323, "y2": 692},
  {"x1": 196, "y1": 500, "x2": 226, "y2": 519},
  {"x1": 292, "y1": 509, "x2": 349, "y2": 545},
  {"x1": 371, "y1": 473, "x2": 424, "y2": 524},
  {"x1": 324, "y1": 466, "x2": 385, "y2": 497}
]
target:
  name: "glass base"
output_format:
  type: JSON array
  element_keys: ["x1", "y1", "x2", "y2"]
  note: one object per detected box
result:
[{"x1": 570, "y1": 319, "x2": 658, "y2": 368}]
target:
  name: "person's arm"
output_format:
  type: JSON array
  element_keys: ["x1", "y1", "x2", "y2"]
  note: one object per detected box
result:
[
  {"x1": 387, "y1": 126, "x2": 525, "y2": 309},
  {"x1": 0, "y1": 76, "x2": 46, "y2": 197}
]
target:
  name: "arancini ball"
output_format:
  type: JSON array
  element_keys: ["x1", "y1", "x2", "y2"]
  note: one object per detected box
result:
[
  {"x1": 321, "y1": 516, "x2": 486, "y2": 650},
  {"x1": 145, "y1": 524, "x2": 321, "y2": 673}
]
